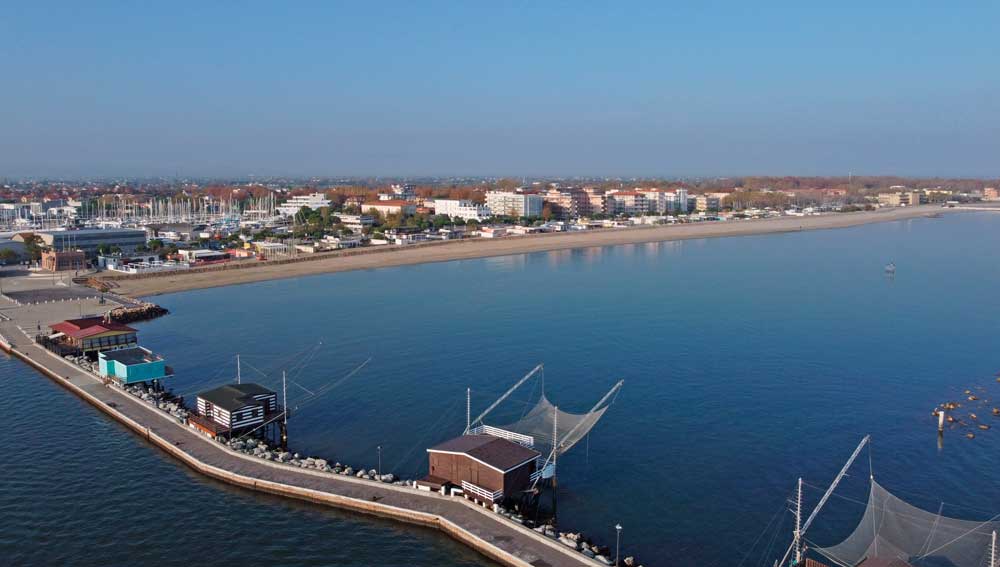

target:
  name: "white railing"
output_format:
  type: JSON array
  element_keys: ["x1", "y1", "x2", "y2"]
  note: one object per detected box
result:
[
  {"x1": 461, "y1": 480, "x2": 503, "y2": 502},
  {"x1": 468, "y1": 425, "x2": 535, "y2": 448},
  {"x1": 530, "y1": 461, "x2": 555, "y2": 482}
]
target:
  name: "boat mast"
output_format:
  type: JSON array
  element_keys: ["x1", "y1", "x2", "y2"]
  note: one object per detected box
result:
[
  {"x1": 466, "y1": 387, "x2": 471, "y2": 432},
  {"x1": 991, "y1": 530, "x2": 997, "y2": 567},
  {"x1": 236, "y1": 353, "x2": 241, "y2": 384}
]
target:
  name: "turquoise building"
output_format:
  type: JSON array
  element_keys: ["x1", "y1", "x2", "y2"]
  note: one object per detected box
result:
[{"x1": 98, "y1": 347, "x2": 172, "y2": 385}]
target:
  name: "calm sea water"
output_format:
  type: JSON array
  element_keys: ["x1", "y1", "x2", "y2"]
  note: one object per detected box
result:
[
  {"x1": 0, "y1": 355, "x2": 492, "y2": 566},
  {"x1": 5, "y1": 212, "x2": 1000, "y2": 566}
]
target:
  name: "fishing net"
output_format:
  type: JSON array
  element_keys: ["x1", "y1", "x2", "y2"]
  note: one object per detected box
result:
[
  {"x1": 813, "y1": 480, "x2": 999, "y2": 567},
  {"x1": 496, "y1": 394, "x2": 608, "y2": 456}
]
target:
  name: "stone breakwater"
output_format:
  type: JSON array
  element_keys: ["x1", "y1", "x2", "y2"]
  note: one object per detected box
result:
[
  {"x1": 107, "y1": 302, "x2": 169, "y2": 323},
  {"x1": 0, "y1": 320, "x2": 644, "y2": 567}
]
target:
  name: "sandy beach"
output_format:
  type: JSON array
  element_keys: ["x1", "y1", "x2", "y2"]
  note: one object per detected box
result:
[{"x1": 110, "y1": 205, "x2": 950, "y2": 297}]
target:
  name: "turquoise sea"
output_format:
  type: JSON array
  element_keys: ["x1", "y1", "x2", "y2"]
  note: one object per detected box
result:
[{"x1": 4, "y1": 211, "x2": 1000, "y2": 566}]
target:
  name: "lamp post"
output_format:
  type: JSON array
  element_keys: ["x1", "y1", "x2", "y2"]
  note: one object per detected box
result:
[{"x1": 615, "y1": 523, "x2": 622, "y2": 567}]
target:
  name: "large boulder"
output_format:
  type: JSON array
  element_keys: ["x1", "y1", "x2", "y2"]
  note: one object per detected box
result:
[{"x1": 559, "y1": 537, "x2": 578, "y2": 550}]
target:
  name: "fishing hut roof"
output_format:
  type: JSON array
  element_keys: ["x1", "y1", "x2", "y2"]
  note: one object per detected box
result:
[
  {"x1": 50, "y1": 317, "x2": 136, "y2": 339},
  {"x1": 813, "y1": 480, "x2": 997, "y2": 567},
  {"x1": 428, "y1": 434, "x2": 539, "y2": 473},
  {"x1": 99, "y1": 347, "x2": 160, "y2": 365},
  {"x1": 197, "y1": 383, "x2": 275, "y2": 412}
]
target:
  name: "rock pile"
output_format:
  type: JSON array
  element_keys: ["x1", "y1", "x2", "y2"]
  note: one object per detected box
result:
[{"x1": 108, "y1": 302, "x2": 169, "y2": 323}]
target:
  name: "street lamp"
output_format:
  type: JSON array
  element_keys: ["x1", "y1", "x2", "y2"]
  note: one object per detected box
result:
[{"x1": 615, "y1": 523, "x2": 622, "y2": 567}]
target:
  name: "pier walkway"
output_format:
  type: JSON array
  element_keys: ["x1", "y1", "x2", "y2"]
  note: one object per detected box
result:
[{"x1": 0, "y1": 294, "x2": 600, "y2": 567}]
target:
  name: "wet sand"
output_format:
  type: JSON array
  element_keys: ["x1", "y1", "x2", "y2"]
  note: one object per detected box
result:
[{"x1": 112, "y1": 206, "x2": 949, "y2": 297}]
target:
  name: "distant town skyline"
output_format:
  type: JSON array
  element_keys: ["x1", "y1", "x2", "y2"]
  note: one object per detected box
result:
[{"x1": 2, "y1": 2, "x2": 998, "y2": 178}]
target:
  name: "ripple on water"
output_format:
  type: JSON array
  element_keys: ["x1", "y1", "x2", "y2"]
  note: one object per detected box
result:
[{"x1": 0, "y1": 356, "x2": 493, "y2": 567}]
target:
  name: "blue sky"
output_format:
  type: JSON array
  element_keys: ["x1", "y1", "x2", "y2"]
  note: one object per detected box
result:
[{"x1": 2, "y1": 1, "x2": 997, "y2": 178}]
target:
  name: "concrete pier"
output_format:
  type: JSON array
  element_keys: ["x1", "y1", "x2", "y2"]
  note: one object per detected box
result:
[{"x1": 0, "y1": 289, "x2": 602, "y2": 567}]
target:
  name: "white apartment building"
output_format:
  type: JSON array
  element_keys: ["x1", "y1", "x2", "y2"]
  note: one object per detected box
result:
[
  {"x1": 332, "y1": 213, "x2": 374, "y2": 234},
  {"x1": 431, "y1": 199, "x2": 491, "y2": 221},
  {"x1": 484, "y1": 191, "x2": 543, "y2": 218},
  {"x1": 277, "y1": 193, "x2": 332, "y2": 216}
]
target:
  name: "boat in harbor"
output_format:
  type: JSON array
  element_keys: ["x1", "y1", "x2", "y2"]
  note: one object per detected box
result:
[{"x1": 885, "y1": 262, "x2": 897, "y2": 274}]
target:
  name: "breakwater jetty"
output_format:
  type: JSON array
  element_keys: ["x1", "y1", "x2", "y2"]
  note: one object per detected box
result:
[{"x1": 0, "y1": 291, "x2": 624, "y2": 567}]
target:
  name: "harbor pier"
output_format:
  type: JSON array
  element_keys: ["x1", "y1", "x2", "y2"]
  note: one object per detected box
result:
[{"x1": 0, "y1": 290, "x2": 609, "y2": 567}]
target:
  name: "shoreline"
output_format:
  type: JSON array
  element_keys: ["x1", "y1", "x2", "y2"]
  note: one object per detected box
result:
[{"x1": 109, "y1": 206, "x2": 951, "y2": 297}]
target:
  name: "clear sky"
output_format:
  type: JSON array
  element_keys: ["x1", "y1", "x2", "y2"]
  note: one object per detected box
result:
[{"x1": 2, "y1": 1, "x2": 998, "y2": 178}]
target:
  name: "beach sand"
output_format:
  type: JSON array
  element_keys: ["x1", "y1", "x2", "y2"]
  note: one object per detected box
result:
[{"x1": 112, "y1": 205, "x2": 950, "y2": 297}]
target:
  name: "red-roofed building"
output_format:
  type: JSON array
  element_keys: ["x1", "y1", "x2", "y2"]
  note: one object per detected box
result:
[{"x1": 47, "y1": 317, "x2": 138, "y2": 355}]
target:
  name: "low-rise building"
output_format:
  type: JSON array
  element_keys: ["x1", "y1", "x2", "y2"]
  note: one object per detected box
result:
[
  {"x1": 41, "y1": 249, "x2": 86, "y2": 272},
  {"x1": 190, "y1": 383, "x2": 280, "y2": 440},
  {"x1": 98, "y1": 347, "x2": 172, "y2": 386},
  {"x1": 878, "y1": 193, "x2": 902, "y2": 206},
  {"x1": 177, "y1": 249, "x2": 229, "y2": 263},
  {"x1": 35, "y1": 228, "x2": 147, "y2": 257},
  {"x1": 432, "y1": 199, "x2": 491, "y2": 221},
  {"x1": 332, "y1": 213, "x2": 374, "y2": 234},
  {"x1": 363, "y1": 200, "x2": 417, "y2": 216},
  {"x1": 276, "y1": 193, "x2": 331, "y2": 217},
  {"x1": 46, "y1": 317, "x2": 138, "y2": 356},
  {"x1": 984, "y1": 187, "x2": 999, "y2": 201},
  {"x1": 419, "y1": 434, "x2": 540, "y2": 504},
  {"x1": 480, "y1": 226, "x2": 508, "y2": 238}
]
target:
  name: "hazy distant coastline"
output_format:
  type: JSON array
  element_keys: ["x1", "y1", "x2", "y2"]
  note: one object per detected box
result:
[{"x1": 108, "y1": 205, "x2": 954, "y2": 297}]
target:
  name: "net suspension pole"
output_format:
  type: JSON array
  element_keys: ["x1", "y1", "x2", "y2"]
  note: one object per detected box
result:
[
  {"x1": 552, "y1": 404, "x2": 558, "y2": 476},
  {"x1": 553, "y1": 379, "x2": 625, "y2": 457},
  {"x1": 794, "y1": 477, "x2": 803, "y2": 565},
  {"x1": 236, "y1": 353, "x2": 241, "y2": 384},
  {"x1": 778, "y1": 435, "x2": 870, "y2": 567},
  {"x1": 465, "y1": 363, "x2": 543, "y2": 433},
  {"x1": 552, "y1": 404, "x2": 558, "y2": 523},
  {"x1": 991, "y1": 530, "x2": 997, "y2": 567},
  {"x1": 282, "y1": 371, "x2": 288, "y2": 426},
  {"x1": 466, "y1": 387, "x2": 471, "y2": 433}
]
